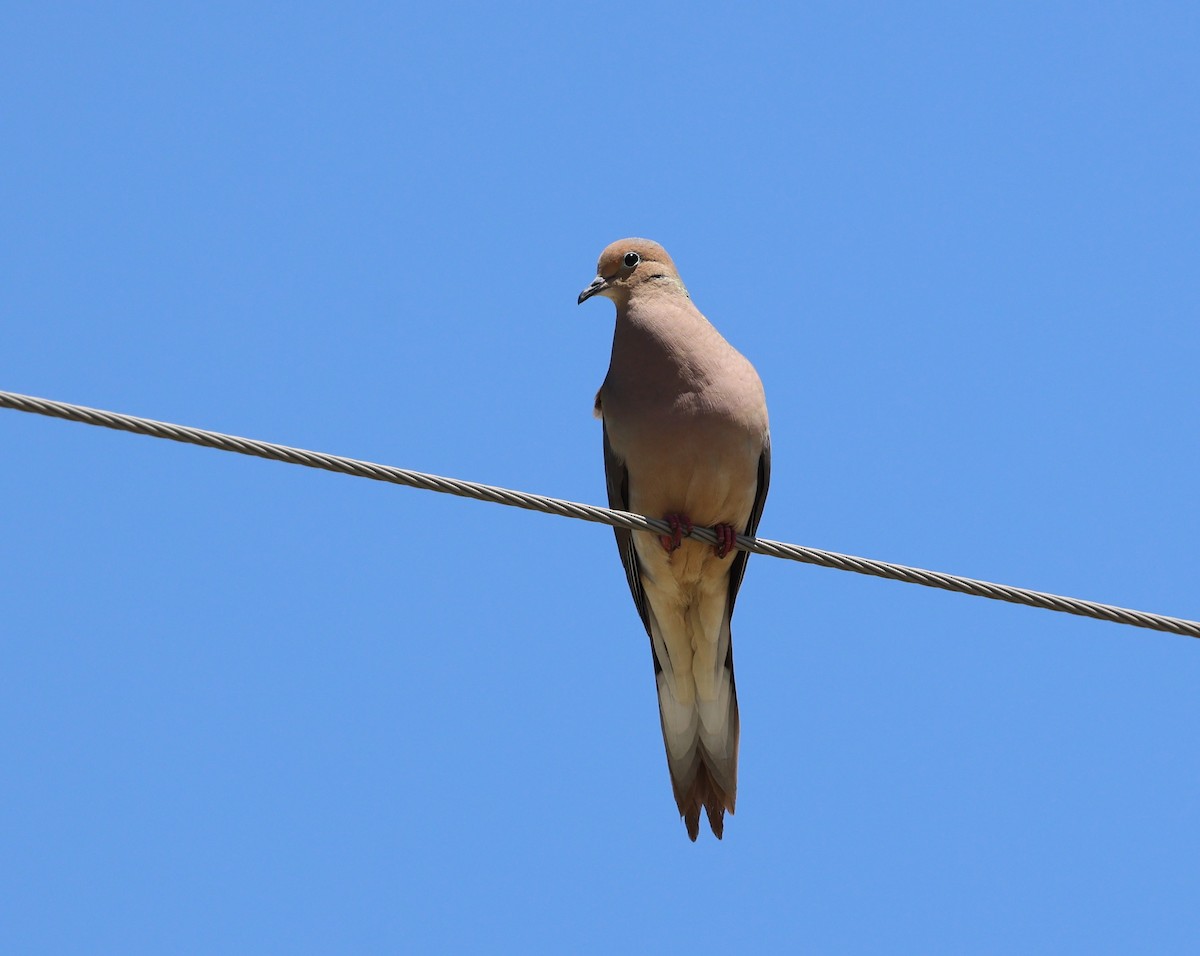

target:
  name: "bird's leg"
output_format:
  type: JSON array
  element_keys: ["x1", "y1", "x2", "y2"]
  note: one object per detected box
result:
[
  {"x1": 713, "y1": 523, "x2": 737, "y2": 559},
  {"x1": 660, "y1": 513, "x2": 694, "y2": 553}
]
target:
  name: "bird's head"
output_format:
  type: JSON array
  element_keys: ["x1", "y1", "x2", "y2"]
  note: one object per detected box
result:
[{"x1": 578, "y1": 238, "x2": 688, "y2": 306}]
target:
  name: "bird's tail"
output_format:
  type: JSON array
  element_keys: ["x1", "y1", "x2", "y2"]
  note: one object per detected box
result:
[{"x1": 655, "y1": 644, "x2": 740, "y2": 841}]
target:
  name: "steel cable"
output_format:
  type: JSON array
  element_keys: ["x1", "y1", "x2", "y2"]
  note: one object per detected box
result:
[{"x1": 2, "y1": 388, "x2": 1196, "y2": 639}]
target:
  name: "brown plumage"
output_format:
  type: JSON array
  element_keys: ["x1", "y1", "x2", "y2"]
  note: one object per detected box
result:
[{"x1": 579, "y1": 238, "x2": 771, "y2": 841}]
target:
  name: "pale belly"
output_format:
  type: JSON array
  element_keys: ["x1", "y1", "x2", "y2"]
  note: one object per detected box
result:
[{"x1": 620, "y1": 424, "x2": 760, "y2": 702}]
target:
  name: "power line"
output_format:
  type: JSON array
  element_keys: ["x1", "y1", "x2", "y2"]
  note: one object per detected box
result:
[{"x1": 2, "y1": 388, "x2": 1197, "y2": 639}]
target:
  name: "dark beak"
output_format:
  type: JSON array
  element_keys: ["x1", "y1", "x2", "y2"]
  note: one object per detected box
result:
[{"x1": 577, "y1": 275, "x2": 608, "y2": 304}]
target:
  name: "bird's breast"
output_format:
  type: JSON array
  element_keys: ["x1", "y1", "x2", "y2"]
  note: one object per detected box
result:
[{"x1": 608, "y1": 404, "x2": 763, "y2": 530}]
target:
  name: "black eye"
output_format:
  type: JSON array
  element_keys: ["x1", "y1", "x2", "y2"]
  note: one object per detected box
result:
[{"x1": 623, "y1": 252, "x2": 640, "y2": 268}]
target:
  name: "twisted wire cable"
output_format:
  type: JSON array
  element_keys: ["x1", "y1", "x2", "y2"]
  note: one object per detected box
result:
[{"x1": 2, "y1": 388, "x2": 1196, "y2": 639}]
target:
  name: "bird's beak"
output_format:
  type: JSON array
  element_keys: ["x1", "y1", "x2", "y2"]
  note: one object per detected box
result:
[{"x1": 577, "y1": 275, "x2": 608, "y2": 304}]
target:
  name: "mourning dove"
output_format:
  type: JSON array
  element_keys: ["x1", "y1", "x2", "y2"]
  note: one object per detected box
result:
[{"x1": 579, "y1": 238, "x2": 771, "y2": 840}]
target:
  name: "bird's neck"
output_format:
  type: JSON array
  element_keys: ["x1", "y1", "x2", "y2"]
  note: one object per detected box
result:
[
  {"x1": 622, "y1": 291, "x2": 719, "y2": 349},
  {"x1": 609, "y1": 294, "x2": 729, "y2": 393}
]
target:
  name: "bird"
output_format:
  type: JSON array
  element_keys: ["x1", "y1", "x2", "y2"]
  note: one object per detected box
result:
[{"x1": 578, "y1": 238, "x2": 771, "y2": 840}]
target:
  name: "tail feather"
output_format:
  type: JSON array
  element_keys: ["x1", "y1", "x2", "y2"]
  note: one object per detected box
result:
[
  {"x1": 645, "y1": 584, "x2": 741, "y2": 840},
  {"x1": 679, "y1": 758, "x2": 736, "y2": 841},
  {"x1": 657, "y1": 667, "x2": 740, "y2": 841}
]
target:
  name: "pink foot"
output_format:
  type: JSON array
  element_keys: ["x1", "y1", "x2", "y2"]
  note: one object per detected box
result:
[
  {"x1": 713, "y1": 523, "x2": 737, "y2": 559},
  {"x1": 660, "y1": 513, "x2": 694, "y2": 553}
]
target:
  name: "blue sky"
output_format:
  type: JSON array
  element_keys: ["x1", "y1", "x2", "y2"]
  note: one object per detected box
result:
[{"x1": 3, "y1": 2, "x2": 1198, "y2": 952}]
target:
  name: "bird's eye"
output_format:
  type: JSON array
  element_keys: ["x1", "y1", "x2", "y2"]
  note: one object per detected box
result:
[{"x1": 623, "y1": 252, "x2": 640, "y2": 268}]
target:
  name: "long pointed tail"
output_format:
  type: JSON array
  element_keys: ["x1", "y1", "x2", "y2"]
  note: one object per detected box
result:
[{"x1": 655, "y1": 655, "x2": 739, "y2": 840}]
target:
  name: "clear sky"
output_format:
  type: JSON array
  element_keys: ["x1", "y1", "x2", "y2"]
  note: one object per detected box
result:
[{"x1": 3, "y1": 2, "x2": 1198, "y2": 952}]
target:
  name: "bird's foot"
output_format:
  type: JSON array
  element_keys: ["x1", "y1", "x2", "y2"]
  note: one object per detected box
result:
[
  {"x1": 660, "y1": 513, "x2": 693, "y2": 553},
  {"x1": 713, "y1": 523, "x2": 737, "y2": 559}
]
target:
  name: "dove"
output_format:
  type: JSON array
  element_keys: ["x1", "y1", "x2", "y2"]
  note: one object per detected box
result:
[{"x1": 579, "y1": 238, "x2": 770, "y2": 840}]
